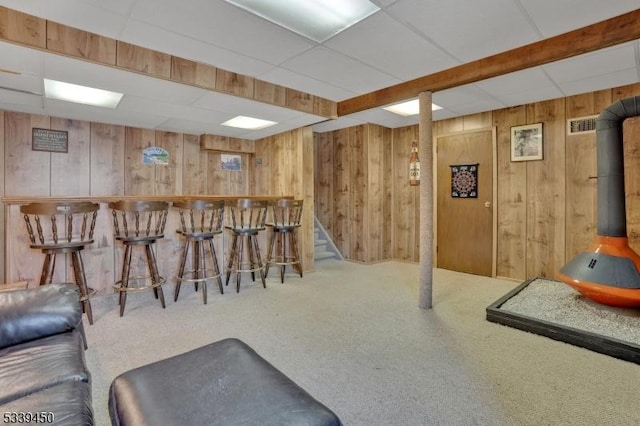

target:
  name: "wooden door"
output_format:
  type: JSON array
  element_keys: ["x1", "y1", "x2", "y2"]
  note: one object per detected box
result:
[{"x1": 436, "y1": 129, "x2": 495, "y2": 276}]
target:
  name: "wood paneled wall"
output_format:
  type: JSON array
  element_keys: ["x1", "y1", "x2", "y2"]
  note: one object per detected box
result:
[
  {"x1": 314, "y1": 82, "x2": 640, "y2": 281},
  {"x1": 2, "y1": 110, "x2": 314, "y2": 289},
  {"x1": 313, "y1": 124, "x2": 391, "y2": 263},
  {"x1": 254, "y1": 127, "x2": 315, "y2": 271}
]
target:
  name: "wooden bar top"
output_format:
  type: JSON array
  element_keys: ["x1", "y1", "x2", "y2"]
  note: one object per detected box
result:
[{"x1": 2, "y1": 195, "x2": 292, "y2": 205}]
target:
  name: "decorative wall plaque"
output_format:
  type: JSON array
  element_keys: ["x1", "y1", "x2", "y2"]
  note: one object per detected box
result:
[
  {"x1": 32, "y1": 128, "x2": 68, "y2": 153},
  {"x1": 142, "y1": 147, "x2": 169, "y2": 165}
]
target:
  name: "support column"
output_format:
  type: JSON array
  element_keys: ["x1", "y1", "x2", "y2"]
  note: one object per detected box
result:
[{"x1": 418, "y1": 91, "x2": 433, "y2": 309}]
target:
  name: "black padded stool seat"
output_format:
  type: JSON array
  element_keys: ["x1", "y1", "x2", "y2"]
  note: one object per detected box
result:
[{"x1": 108, "y1": 338, "x2": 342, "y2": 426}]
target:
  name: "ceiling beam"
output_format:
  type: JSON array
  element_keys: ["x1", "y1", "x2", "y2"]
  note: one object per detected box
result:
[{"x1": 338, "y1": 8, "x2": 640, "y2": 117}]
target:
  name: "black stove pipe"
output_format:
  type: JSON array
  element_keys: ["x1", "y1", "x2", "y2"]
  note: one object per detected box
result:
[{"x1": 596, "y1": 96, "x2": 640, "y2": 237}]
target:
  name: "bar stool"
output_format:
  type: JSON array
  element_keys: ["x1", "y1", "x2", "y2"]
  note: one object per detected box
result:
[
  {"x1": 265, "y1": 199, "x2": 304, "y2": 283},
  {"x1": 174, "y1": 200, "x2": 225, "y2": 304},
  {"x1": 224, "y1": 199, "x2": 268, "y2": 293},
  {"x1": 20, "y1": 201, "x2": 99, "y2": 324},
  {"x1": 109, "y1": 200, "x2": 168, "y2": 316}
]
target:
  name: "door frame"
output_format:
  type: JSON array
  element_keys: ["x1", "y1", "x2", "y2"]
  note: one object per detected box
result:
[{"x1": 433, "y1": 127, "x2": 497, "y2": 277}]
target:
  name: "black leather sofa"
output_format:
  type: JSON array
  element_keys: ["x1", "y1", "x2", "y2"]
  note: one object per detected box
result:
[{"x1": 0, "y1": 283, "x2": 93, "y2": 425}]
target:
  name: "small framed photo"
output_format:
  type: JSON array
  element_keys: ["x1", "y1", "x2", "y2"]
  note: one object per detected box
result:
[{"x1": 511, "y1": 123, "x2": 543, "y2": 162}]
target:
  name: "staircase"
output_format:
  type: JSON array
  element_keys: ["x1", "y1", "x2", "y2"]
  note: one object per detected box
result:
[{"x1": 314, "y1": 216, "x2": 344, "y2": 262}]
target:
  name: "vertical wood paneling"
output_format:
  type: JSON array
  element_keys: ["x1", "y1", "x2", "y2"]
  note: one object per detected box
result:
[
  {"x1": 366, "y1": 124, "x2": 385, "y2": 262},
  {"x1": 46, "y1": 21, "x2": 116, "y2": 64},
  {"x1": 0, "y1": 111, "x2": 4, "y2": 281},
  {"x1": 182, "y1": 134, "x2": 207, "y2": 195},
  {"x1": 216, "y1": 69, "x2": 254, "y2": 98},
  {"x1": 392, "y1": 125, "x2": 419, "y2": 261},
  {"x1": 313, "y1": 132, "x2": 334, "y2": 235},
  {"x1": 154, "y1": 131, "x2": 183, "y2": 195},
  {"x1": 5, "y1": 112, "x2": 51, "y2": 196},
  {"x1": 90, "y1": 123, "x2": 125, "y2": 196},
  {"x1": 350, "y1": 126, "x2": 365, "y2": 262},
  {"x1": 124, "y1": 127, "x2": 155, "y2": 195},
  {"x1": 526, "y1": 99, "x2": 566, "y2": 278},
  {"x1": 383, "y1": 126, "x2": 393, "y2": 260},
  {"x1": 613, "y1": 85, "x2": 640, "y2": 253},
  {"x1": 333, "y1": 128, "x2": 351, "y2": 258},
  {"x1": 494, "y1": 106, "x2": 527, "y2": 279},
  {"x1": 301, "y1": 127, "x2": 315, "y2": 270},
  {"x1": 50, "y1": 118, "x2": 90, "y2": 196},
  {"x1": 207, "y1": 152, "x2": 229, "y2": 195},
  {"x1": 0, "y1": 7, "x2": 46, "y2": 48},
  {"x1": 171, "y1": 57, "x2": 216, "y2": 90},
  {"x1": 564, "y1": 91, "x2": 611, "y2": 259},
  {"x1": 116, "y1": 42, "x2": 171, "y2": 78}
]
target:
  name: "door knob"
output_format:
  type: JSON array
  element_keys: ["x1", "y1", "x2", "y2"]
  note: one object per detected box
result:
[{"x1": 484, "y1": 201, "x2": 491, "y2": 208}]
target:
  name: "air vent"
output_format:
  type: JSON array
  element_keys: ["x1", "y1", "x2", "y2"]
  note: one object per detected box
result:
[{"x1": 567, "y1": 115, "x2": 598, "y2": 135}]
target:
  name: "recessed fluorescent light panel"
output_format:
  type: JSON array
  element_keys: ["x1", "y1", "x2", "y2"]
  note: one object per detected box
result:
[
  {"x1": 383, "y1": 99, "x2": 443, "y2": 116},
  {"x1": 44, "y1": 79, "x2": 123, "y2": 108},
  {"x1": 222, "y1": 116, "x2": 277, "y2": 130},
  {"x1": 224, "y1": 0, "x2": 380, "y2": 42}
]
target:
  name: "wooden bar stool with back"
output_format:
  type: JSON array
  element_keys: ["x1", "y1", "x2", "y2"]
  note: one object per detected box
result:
[
  {"x1": 173, "y1": 199, "x2": 225, "y2": 304},
  {"x1": 20, "y1": 201, "x2": 99, "y2": 324},
  {"x1": 109, "y1": 200, "x2": 169, "y2": 316},
  {"x1": 224, "y1": 199, "x2": 269, "y2": 292},
  {"x1": 265, "y1": 199, "x2": 304, "y2": 283}
]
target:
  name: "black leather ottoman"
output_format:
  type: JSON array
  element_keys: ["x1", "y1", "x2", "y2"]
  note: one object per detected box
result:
[{"x1": 108, "y1": 338, "x2": 342, "y2": 426}]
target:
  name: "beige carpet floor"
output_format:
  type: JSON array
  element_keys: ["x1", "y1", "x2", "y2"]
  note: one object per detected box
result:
[{"x1": 83, "y1": 260, "x2": 640, "y2": 425}]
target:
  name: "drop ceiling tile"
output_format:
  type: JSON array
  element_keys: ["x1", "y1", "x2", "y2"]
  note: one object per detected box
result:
[
  {"x1": 117, "y1": 95, "x2": 232, "y2": 124},
  {"x1": 0, "y1": 41, "x2": 44, "y2": 76},
  {"x1": 434, "y1": 84, "x2": 506, "y2": 115},
  {"x1": 388, "y1": 0, "x2": 541, "y2": 62},
  {"x1": 119, "y1": 19, "x2": 276, "y2": 77},
  {"x1": 556, "y1": 68, "x2": 639, "y2": 97},
  {"x1": 258, "y1": 67, "x2": 355, "y2": 101},
  {"x1": 83, "y1": 0, "x2": 137, "y2": 16},
  {"x1": 42, "y1": 98, "x2": 169, "y2": 129},
  {"x1": 543, "y1": 43, "x2": 638, "y2": 83},
  {"x1": 312, "y1": 116, "x2": 365, "y2": 133},
  {"x1": 281, "y1": 46, "x2": 400, "y2": 94},
  {"x1": 0, "y1": 88, "x2": 43, "y2": 108},
  {"x1": 130, "y1": 0, "x2": 314, "y2": 65},
  {"x1": 0, "y1": 0, "x2": 129, "y2": 39},
  {"x1": 325, "y1": 10, "x2": 459, "y2": 80},
  {"x1": 519, "y1": 0, "x2": 640, "y2": 38},
  {"x1": 0, "y1": 73, "x2": 42, "y2": 96}
]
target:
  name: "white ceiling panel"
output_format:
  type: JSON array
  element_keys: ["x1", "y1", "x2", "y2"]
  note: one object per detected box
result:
[
  {"x1": 556, "y1": 68, "x2": 640, "y2": 97},
  {"x1": 83, "y1": 0, "x2": 137, "y2": 16},
  {"x1": 130, "y1": 0, "x2": 314, "y2": 65},
  {"x1": 258, "y1": 67, "x2": 355, "y2": 101},
  {"x1": 119, "y1": 20, "x2": 277, "y2": 78},
  {"x1": 519, "y1": 0, "x2": 640, "y2": 38},
  {"x1": 0, "y1": 41, "x2": 44, "y2": 76},
  {"x1": 543, "y1": 43, "x2": 638, "y2": 84},
  {"x1": 281, "y1": 46, "x2": 400, "y2": 94},
  {"x1": 325, "y1": 10, "x2": 459, "y2": 80},
  {"x1": 0, "y1": 88, "x2": 43, "y2": 109},
  {"x1": 387, "y1": 0, "x2": 541, "y2": 62},
  {"x1": 0, "y1": 0, "x2": 129, "y2": 39},
  {"x1": 0, "y1": 73, "x2": 42, "y2": 96}
]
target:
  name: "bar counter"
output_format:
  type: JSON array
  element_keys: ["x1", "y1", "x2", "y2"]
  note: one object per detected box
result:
[{"x1": 2, "y1": 195, "x2": 302, "y2": 296}]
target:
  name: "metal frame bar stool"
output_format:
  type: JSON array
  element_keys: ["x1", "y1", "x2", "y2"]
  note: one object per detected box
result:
[
  {"x1": 20, "y1": 201, "x2": 99, "y2": 324},
  {"x1": 224, "y1": 199, "x2": 268, "y2": 292},
  {"x1": 109, "y1": 200, "x2": 169, "y2": 316},
  {"x1": 265, "y1": 199, "x2": 304, "y2": 283},
  {"x1": 174, "y1": 200, "x2": 225, "y2": 304}
]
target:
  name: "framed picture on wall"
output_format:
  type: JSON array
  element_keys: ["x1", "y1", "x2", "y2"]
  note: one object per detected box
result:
[{"x1": 510, "y1": 123, "x2": 543, "y2": 162}]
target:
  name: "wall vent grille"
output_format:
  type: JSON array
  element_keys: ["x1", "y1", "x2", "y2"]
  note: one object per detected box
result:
[{"x1": 567, "y1": 115, "x2": 598, "y2": 135}]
